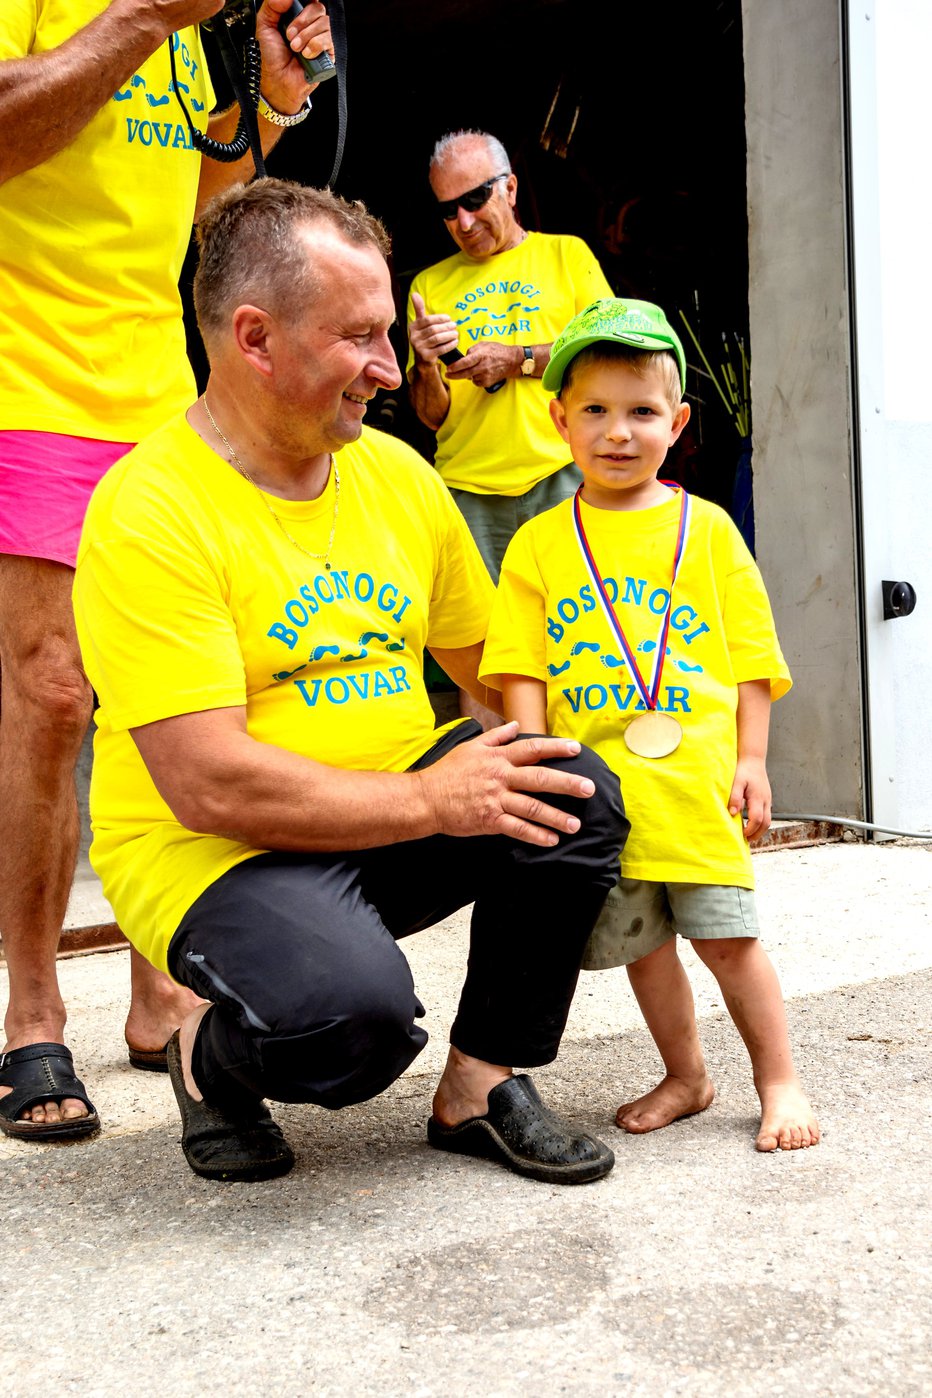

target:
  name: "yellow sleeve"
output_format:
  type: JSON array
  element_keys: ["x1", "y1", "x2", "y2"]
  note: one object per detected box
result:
[
  {"x1": 479, "y1": 524, "x2": 550, "y2": 691},
  {"x1": 719, "y1": 520, "x2": 792, "y2": 701},
  {"x1": 0, "y1": 1, "x2": 36, "y2": 57},
  {"x1": 75, "y1": 515, "x2": 247, "y2": 734},
  {"x1": 424, "y1": 480, "x2": 496, "y2": 650}
]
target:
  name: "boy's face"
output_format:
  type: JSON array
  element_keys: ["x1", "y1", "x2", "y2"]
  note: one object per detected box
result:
[{"x1": 549, "y1": 358, "x2": 690, "y2": 511}]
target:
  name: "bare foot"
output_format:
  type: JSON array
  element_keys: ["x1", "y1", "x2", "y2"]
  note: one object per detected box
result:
[
  {"x1": 1, "y1": 1017, "x2": 89, "y2": 1126},
  {"x1": 0, "y1": 1079, "x2": 88, "y2": 1127},
  {"x1": 756, "y1": 1081, "x2": 820, "y2": 1151},
  {"x1": 615, "y1": 1073, "x2": 715, "y2": 1134},
  {"x1": 431, "y1": 1045, "x2": 511, "y2": 1127},
  {"x1": 124, "y1": 947, "x2": 204, "y2": 1058},
  {"x1": 178, "y1": 1003, "x2": 213, "y2": 1101}
]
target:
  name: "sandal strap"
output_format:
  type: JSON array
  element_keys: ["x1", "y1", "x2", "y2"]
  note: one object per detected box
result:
[{"x1": 0, "y1": 1041, "x2": 96, "y2": 1117}]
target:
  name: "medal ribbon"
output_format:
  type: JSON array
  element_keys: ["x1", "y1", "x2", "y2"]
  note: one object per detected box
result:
[{"x1": 571, "y1": 484, "x2": 691, "y2": 712}]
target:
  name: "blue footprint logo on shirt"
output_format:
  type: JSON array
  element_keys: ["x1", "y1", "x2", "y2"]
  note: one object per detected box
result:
[
  {"x1": 341, "y1": 631, "x2": 389, "y2": 662},
  {"x1": 114, "y1": 74, "x2": 147, "y2": 100},
  {"x1": 638, "y1": 640, "x2": 703, "y2": 674}
]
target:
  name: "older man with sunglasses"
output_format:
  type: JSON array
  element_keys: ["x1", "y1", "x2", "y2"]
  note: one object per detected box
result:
[{"x1": 407, "y1": 129, "x2": 612, "y2": 721}]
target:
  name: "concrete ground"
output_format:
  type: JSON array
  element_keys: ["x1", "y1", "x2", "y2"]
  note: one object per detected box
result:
[{"x1": 2, "y1": 839, "x2": 931, "y2": 1397}]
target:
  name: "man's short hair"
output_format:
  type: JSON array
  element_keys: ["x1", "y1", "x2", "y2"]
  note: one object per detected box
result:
[
  {"x1": 194, "y1": 178, "x2": 391, "y2": 346},
  {"x1": 561, "y1": 343, "x2": 684, "y2": 412},
  {"x1": 429, "y1": 130, "x2": 512, "y2": 178}
]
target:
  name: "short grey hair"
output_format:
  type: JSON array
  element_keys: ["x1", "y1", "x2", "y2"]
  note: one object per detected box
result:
[
  {"x1": 194, "y1": 178, "x2": 390, "y2": 348},
  {"x1": 429, "y1": 130, "x2": 512, "y2": 178}
]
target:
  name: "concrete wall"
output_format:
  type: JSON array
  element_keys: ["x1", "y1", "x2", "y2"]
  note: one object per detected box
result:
[{"x1": 742, "y1": 0, "x2": 864, "y2": 817}]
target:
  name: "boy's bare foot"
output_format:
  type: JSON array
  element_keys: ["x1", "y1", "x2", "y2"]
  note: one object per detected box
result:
[
  {"x1": 756, "y1": 1082, "x2": 820, "y2": 1151},
  {"x1": 615, "y1": 1073, "x2": 715, "y2": 1134}
]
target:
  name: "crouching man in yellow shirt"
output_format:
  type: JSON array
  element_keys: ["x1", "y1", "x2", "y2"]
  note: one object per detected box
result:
[{"x1": 73, "y1": 180, "x2": 628, "y2": 1185}]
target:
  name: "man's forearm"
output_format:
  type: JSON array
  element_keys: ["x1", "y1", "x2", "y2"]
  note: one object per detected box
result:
[
  {"x1": 194, "y1": 106, "x2": 288, "y2": 216},
  {"x1": 135, "y1": 717, "x2": 439, "y2": 851},
  {"x1": 132, "y1": 707, "x2": 596, "y2": 853},
  {"x1": 196, "y1": 747, "x2": 439, "y2": 851},
  {"x1": 0, "y1": 0, "x2": 204, "y2": 185},
  {"x1": 408, "y1": 362, "x2": 450, "y2": 432}
]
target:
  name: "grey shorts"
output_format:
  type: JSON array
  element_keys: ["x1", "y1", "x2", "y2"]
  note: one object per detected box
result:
[
  {"x1": 582, "y1": 877, "x2": 759, "y2": 971},
  {"x1": 449, "y1": 461, "x2": 583, "y2": 582}
]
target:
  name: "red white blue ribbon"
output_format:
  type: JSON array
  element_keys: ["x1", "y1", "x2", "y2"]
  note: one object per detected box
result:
[{"x1": 571, "y1": 484, "x2": 691, "y2": 712}]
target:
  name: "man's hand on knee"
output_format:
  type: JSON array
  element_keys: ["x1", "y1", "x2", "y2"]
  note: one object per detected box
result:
[{"x1": 415, "y1": 721, "x2": 595, "y2": 846}]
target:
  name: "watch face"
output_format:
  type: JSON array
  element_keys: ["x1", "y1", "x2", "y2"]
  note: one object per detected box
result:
[{"x1": 521, "y1": 348, "x2": 534, "y2": 374}]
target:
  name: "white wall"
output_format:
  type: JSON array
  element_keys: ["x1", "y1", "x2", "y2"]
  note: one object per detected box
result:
[{"x1": 850, "y1": 0, "x2": 932, "y2": 829}]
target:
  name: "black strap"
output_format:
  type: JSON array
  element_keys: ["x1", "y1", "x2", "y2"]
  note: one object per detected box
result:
[
  {"x1": 169, "y1": 21, "x2": 266, "y2": 177},
  {"x1": 325, "y1": 0, "x2": 347, "y2": 188},
  {"x1": 214, "y1": 19, "x2": 267, "y2": 177},
  {"x1": 171, "y1": 1, "x2": 346, "y2": 186}
]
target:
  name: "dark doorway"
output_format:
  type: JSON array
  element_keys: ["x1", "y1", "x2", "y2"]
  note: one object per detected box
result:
[{"x1": 188, "y1": 0, "x2": 752, "y2": 539}]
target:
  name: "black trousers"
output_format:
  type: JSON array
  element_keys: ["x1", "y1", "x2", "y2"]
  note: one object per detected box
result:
[{"x1": 167, "y1": 723, "x2": 627, "y2": 1113}]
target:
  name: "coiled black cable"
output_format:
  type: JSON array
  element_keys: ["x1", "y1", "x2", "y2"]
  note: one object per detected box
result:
[{"x1": 169, "y1": 27, "x2": 267, "y2": 176}]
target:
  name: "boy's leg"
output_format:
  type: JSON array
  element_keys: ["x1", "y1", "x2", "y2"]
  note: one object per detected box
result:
[
  {"x1": 689, "y1": 936, "x2": 820, "y2": 1151},
  {"x1": 618, "y1": 938, "x2": 714, "y2": 1133}
]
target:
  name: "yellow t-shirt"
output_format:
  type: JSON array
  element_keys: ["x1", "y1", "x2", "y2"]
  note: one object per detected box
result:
[
  {"x1": 406, "y1": 232, "x2": 612, "y2": 496},
  {"x1": 0, "y1": 2, "x2": 212, "y2": 439},
  {"x1": 74, "y1": 417, "x2": 494, "y2": 972},
  {"x1": 480, "y1": 493, "x2": 792, "y2": 886}
]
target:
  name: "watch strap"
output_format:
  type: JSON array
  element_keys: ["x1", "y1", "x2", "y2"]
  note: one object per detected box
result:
[{"x1": 257, "y1": 94, "x2": 313, "y2": 128}]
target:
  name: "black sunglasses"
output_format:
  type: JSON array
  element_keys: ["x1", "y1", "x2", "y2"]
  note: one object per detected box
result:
[{"x1": 437, "y1": 173, "x2": 510, "y2": 221}]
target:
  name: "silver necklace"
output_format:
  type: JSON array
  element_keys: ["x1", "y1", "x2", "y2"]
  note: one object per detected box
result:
[{"x1": 203, "y1": 396, "x2": 340, "y2": 570}]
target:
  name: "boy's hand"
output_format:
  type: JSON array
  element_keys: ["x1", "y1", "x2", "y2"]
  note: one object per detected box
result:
[{"x1": 728, "y1": 756, "x2": 772, "y2": 841}]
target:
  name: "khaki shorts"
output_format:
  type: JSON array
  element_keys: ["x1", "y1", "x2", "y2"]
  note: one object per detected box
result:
[
  {"x1": 450, "y1": 462, "x2": 582, "y2": 582},
  {"x1": 582, "y1": 878, "x2": 759, "y2": 971}
]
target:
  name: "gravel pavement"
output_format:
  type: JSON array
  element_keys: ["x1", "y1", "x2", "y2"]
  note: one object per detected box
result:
[{"x1": 2, "y1": 840, "x2": 930, "y2": 1397}]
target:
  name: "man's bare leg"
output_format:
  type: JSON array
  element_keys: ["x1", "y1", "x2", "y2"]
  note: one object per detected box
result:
[
  {"x1": 617, "y1": 939, "x2": 715, "y2": 1132},
  {"x1": 125, "y1": 947, "x2": 203, "y2": 1058},
  {"x1": 690, "y1": 937, "x2": 820, "y2": 1151},
  {"x1": 0, "y1": 557, "x2": 196, "y2": 1129},
  {"x1": 0, "y1": 557, "x2": 93, "y2": 1125}
]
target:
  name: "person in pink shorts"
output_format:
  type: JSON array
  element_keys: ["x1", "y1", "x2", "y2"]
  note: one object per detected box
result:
[{"x1": 0, "y1": 0, "x2": 334, "y2": 1141}]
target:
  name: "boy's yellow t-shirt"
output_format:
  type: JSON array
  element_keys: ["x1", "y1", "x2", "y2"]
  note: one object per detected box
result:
[
  {"x1": 480, "y1": 492, "x2": 791, "y2": 887},
  {"x1": 0, "y1": 2, "x2": 212, "y2": 439},
  {"x1": 406, "y1": 233, "x2": 612, "y2": 496},
  {"x1": 74, "y1": 418, "x2": 494, "y2": 972}
]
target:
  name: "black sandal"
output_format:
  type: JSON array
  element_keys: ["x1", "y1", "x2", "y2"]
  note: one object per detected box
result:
[
  {"x1": 427, "y1": 1074, "x2": 614, "y2": 1184},
  {"x1": 166, "y1": 1032, "x2": 294, "y2": 1183},
  {"x1": 127, "y1": 1041, "x2": 170, "y2": 1073},
  {"x1": 0, "y1": 1043, "x2": 100, "y2": 1141}
]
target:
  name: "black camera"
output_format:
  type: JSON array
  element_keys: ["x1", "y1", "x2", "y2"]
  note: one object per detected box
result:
[
  {"x1": 278, "y1": 1, "x2": 337, "y2": 83},
  {"x1": 206, "y1": 0, "x2": 335, "y2": 83}
]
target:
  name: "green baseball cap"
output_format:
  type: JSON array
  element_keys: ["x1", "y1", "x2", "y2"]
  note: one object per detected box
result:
[{"x1": 542, "y1": 298, "x2": 687, "y2": 394}]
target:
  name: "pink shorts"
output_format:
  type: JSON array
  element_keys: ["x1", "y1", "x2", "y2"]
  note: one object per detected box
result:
[{"x1": 0, "y1": 430, "x2": 133, "y2": 568}]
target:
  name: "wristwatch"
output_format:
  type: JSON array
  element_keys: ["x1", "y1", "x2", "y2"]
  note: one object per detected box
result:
[
  {"x1": 257, "y1": 93, "x2": 314, "y2": 127},
  {"x1": 520, "y1": 345, "x2": 535, "y2": 376}
]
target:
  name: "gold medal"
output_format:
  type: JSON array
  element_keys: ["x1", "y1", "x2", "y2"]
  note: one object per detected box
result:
[{"x1": 623, "y1": 711, "x2": 683, "y2": 759}]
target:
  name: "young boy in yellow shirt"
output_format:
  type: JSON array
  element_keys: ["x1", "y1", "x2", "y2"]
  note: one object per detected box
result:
[{"x1": 480, "y1": 299, "x2": 820, "y2": 1151}]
